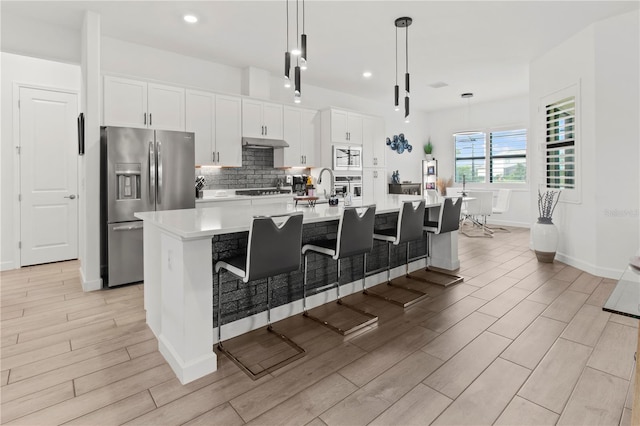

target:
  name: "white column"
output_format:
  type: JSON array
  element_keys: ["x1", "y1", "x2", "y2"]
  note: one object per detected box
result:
[
  {"x1": 79, "y1": 11, "x2": 102, "y2": 291},
  {"x1": 157, "y1": 232, "x2": 217, "y2": 384}
]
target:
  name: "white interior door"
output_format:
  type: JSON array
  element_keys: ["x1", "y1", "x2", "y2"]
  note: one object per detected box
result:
[{"x1": 19, "y1": 86, "x2": 79, "y2": 266}]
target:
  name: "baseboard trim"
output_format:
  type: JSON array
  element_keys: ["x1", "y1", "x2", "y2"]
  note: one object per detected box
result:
[
  {"x1": 0, "y1": 261, "x2": 16, "y2": 271},
  {"x1": 554, "y1": 252, "x2": 624, "y2": 280},
  {"x1": 486, "y1": 219, "x2": 530, "y2": 228},
  {"x1": 80, "y1": 268, "x2": 102, "y2": 292}
]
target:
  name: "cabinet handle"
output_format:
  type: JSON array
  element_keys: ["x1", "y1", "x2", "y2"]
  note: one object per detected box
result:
[
  {"x1": 261, "y1": 125, "x2": 265, "y2": 135},
  {"x1": 217, "y1": 152, "x2": 220, "y2": 162},
  {"x1": 150, "y1": 113, "x2": 153, "y2": 126},
  {"x1": 265, "y1": 126, "x2": 268, "y2": 135},
  {"x1": 144, "y1": 113, "x2": 147, "y2": 125},
  {"x1": 212, "y1": 152, "x2": 215, "y2": 162}
]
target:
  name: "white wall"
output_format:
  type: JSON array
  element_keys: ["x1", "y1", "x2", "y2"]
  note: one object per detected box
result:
[
  {"x1": 530, "y1": 10, "x2": 639, "y2": 278},
  {"x1": 0, "y1": 53, "x2": 81, "y2": 270},
  {"x1": 425, "y1": 95, "x2": 531, "y2": 227}
]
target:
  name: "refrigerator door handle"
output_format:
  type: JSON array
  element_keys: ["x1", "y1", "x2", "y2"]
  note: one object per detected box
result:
[
  {"x1": 113, "y1": 223, "x2": 144, "y2": 231},
  {"x1": 156, "y1": 140, "x2": 162, "y2": 205},
  {"x1": 148, "y1": 141, "x2": 155, "y2": 204}
]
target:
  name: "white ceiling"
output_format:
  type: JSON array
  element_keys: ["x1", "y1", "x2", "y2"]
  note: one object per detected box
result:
[{"x1": 2, "y1": 1, "x2": 638, "y2": 111}]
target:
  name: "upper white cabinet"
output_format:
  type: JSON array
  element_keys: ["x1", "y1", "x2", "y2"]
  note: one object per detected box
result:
[
  {"x1": 329, "y1": 109, "x2": 363, "y2": 144},
  {"x1": 103, "y1": 76, "x2": 185, "y2": 131},
  {"x1": 275, "y1": 107, "x2": 318, "y2": 168},
  {"x1": 242, "y1": 99, "x2": 283, "y2": 140},
  {"x1": 186, "y1": 89, "x2": 242, "y2": 167},
  {"x1": 363, "y1": 116, "x2": 386, "y2": 167}
]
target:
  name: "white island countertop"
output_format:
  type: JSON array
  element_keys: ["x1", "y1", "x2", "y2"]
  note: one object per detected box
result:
[{"x1": 135, "y1": 195, "x2": 438, "y2": 240}]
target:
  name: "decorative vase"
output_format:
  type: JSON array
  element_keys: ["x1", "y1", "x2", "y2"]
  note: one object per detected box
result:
[{"x1": 532, "y1": 218, "x2": 559, "y2": 263}]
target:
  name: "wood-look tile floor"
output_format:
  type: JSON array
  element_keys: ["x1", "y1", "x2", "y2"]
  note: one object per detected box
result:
[{"x1": 1, "y1": 227, "x2": 637, "y2": 425}]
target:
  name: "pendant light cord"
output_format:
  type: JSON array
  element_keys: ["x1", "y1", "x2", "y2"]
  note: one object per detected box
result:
[
  {"x1": 286, "y1": 0, "x2": 289, "y2": 50},
  {"x1": 405, "y1": 24, "x2": 408, "y2": 73},
  {"x1": 296, "y1": 0, "x2": 299, "y2": 64},
  {"x1": 302, "y1": 0, "x2": 305, "y2": 33},
  {"x1": 395, "y1": 26, "x2": 398, "y2": 84}
]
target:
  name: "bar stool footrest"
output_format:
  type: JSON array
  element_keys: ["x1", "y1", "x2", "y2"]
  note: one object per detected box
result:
[
  {"x1": 407, "y1": 267, "x2": 464, "y2": 287},
  {"x1": 217, "y1": 326, "x2": 306, "y2": 380},
  {"x1": 303, "y1": 301, "x2": 378, "y2": 336},
  {"x1": 364, "y1": 284, "x2": 430, "y2": 308}
]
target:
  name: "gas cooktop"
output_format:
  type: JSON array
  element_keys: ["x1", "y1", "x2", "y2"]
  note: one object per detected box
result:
[{"x1": 235, "y1": 189, "x2": 292, "y2": 196}]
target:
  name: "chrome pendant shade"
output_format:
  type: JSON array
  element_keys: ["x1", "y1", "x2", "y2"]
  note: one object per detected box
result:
[{"x1": 394, "y1": 17, "x2": 412, "y2": 122}]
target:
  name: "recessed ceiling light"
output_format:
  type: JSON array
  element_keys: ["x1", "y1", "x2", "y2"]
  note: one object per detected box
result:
[
  {"x1": 184, "y1": 15, "x2": 198, "y2": 24},
  {"x1": 363, "y1": 71, "x2": 372, "y2": 78}
]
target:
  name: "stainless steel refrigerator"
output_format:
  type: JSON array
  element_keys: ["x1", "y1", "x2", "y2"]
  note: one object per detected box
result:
[{"x1": 100, "y1": 127, "x2": 195, "y2": 287}]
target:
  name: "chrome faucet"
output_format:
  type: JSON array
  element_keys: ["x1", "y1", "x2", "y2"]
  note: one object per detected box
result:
[{"x1": 318, "y1": 168, "x2": 335, "y2": 196}]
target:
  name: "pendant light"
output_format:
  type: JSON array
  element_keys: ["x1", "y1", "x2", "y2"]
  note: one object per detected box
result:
[
  {"x1": 300, "y1": 0, "x2": 307, "y2": 70},
  {"x1": 393, "y1": 25, "x2": 399, "y2": 111},
  {"x1": 293, "y1": 0, "x2": 301, "y2": 102},
  {"x1": 284, "y1": 0, "x2": 291, "y2": 88},
  {"x1": 394, "y1": 17, "x2": 412, "y2": 123}
]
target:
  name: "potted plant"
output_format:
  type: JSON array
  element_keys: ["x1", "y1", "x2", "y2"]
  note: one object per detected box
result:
[
  {"x1": 532, "y1": 189, "x2": 561, "y2": 262},
  {"x1": 424, "y1": 138, "x2": 433, "y2": 160}
]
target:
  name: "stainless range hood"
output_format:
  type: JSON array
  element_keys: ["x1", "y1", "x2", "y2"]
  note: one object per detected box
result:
[{"x1": 242, "y1": 137, "x2": 289, "y2": 149}]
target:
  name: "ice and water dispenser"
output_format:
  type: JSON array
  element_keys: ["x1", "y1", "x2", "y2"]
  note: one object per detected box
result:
[{"x1": 115, "y1": 163, "x2": 141, "y2": 200}]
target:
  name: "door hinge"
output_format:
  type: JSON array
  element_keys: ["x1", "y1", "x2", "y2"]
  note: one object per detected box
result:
[{"x1": 18, "y1": 241, "x2": 21, "y2": 249}]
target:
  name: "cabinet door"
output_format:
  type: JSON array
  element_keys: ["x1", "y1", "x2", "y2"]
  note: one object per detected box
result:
[
  {"x1": 147, "y1": 83, "x2": 185, "y2": 131},
  {"x1": 215, "y1": 95, "x2": 242, "y2": 167},
  {"x1": 363, "y1": 168, "x2": 387, "y2": 204},
  {"x1": 362, "y1": 116, "x2": 375, "y2": 167},
  {"x1": 262, "y1": 102, "x2": 284, "y2": 140},
  {"x1": 103, "y1": 76, "x2": 147, "y2": 128},
  {"x1": 330, "y1": 109, "x2": 349, "y2": 143},
  {"x1": 241, "y1": 99, "x2": 264, "y2": 138},
  {"x1": 277, "y1": 107, "x2": 303, "y2": 167},
  {"x1": 186, "y1": 90, "x2": 215, "y2": 165},
  {"x1": 373, "y1": 117, "x2": 386, "y2": 167},
  {"x1": 347, "y1": 113, "x2": 363, "y2": 144},
  {"x1": 301, "y1": 109, "x2": 317, "y2": 166}
]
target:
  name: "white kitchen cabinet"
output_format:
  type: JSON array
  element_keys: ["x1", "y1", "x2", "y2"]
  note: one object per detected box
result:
[
  {"x1": 329, "y1": 109, "x2": 363, "y2": 144},
  {"x1": 363, "y1": 115, "x2": 386, "y2": 167},
  {"x1": 186, "y1": 90, "x2": 242, "y2": 167},
  {"x1": 363, "y1": 167, "x2": 387, "y2": 204},
  {"x1": 103, "y1": 76, "x2": 185, "y2": 131},
  {"x1": 215, "y1": 95, "x2": 243, "y2": 166},
  {"x1": 242, "y1": 99, "x2": 283, "y2": 140},
  {"x1": 274, "y1": 106, "x2": 318, "y2": 167}
]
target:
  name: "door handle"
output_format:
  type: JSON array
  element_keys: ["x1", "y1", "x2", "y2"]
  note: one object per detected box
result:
[
  {"x1": 156, "y1": 141, "x2": 162, "y2": 205},
  {"x1": 113, "y1": 223, "x2": 144, "y2": 231},
  {"x1": 144, "y1": 113, "x2": 147, "y2": 125},
  {"x1": 217, "y1": 152, "x2": 220, "y2": 162},
  {"x1": 149, "y1": 141, "x2": 155, "y2": 204},
  {"x1": 149, "y1": 113, "x2": 153, "y2": 126},
  {"x1": 64, "y1": 194, "x2": 76, "y2": 199}
]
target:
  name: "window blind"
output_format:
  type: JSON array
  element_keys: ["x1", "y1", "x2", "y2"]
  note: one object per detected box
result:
[{"x1": 544, "y1": 96, "x2": 575, "y2": 189}]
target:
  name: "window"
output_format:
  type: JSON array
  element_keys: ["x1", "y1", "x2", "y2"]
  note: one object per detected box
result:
[
  {"x1": 544, "y1": 96, "x2": 575, "y2": 190},
  {"x1": 455, "y1": 129, "x2": 527, "y2": 184},
  {"x1": 489, "y1": 129, "x2": 527, "y2": 183},
  {"x1": 454, "y1": 132, "x2": 486, "y2": 183}
]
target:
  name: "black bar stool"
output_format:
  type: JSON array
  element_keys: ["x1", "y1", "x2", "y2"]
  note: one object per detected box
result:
[
  {"x1": 367, "y1": 200, "x2": 430, "y2": 307},
  {"x1": 410, "y1": 197, "x2": 464, "y2": 287},
  {"x1": 302, "y1": 205, "x2": 378, "y2": 335},
  {"x1": 215, "y1": 212, "x2": 305, "y2": 379}
]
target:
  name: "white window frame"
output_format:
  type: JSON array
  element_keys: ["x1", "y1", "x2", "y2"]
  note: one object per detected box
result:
[
  {"x1": 539, "y1": 83, "x2": 581, "y2": 204},
  {"x1": 454, "y1": 124, "x2": 528, "y2": 188}
]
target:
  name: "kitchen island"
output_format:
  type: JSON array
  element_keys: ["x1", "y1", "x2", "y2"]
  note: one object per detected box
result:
[{"x1": 135, "y1": 195, "x2": 459, "y2": 384}]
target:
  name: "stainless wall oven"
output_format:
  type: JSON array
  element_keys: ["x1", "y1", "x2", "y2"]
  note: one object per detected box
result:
[{"x1": 332, "y1": 145, "x2": 362, "y2": 171}]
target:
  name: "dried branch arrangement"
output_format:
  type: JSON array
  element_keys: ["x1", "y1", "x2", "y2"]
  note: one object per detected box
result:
[
  {"x1": 538, "y1": 189, "x2": 561, "y2": 223},
  {"x1": 436, "y1": 177, "x2": 453, "y2": 196}
]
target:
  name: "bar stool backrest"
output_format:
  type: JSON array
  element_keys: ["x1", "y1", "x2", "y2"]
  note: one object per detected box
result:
[
  {"x1": 246, "y1": 212, "x2": 304, "y2": 282},
  {"x1": 335, "y1": 205, "x2": 376, "y2": 259},
  {"x1": 437, "y1": 197, "x2": 463, "y2": 234},
  {"x1": 397, "y1": 200, "x2": 426, "y2": 245}
]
